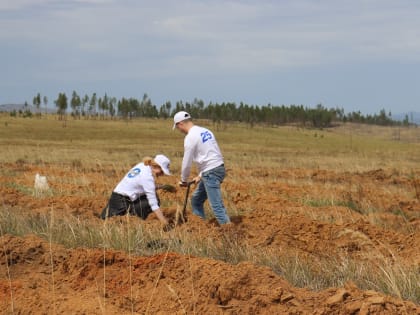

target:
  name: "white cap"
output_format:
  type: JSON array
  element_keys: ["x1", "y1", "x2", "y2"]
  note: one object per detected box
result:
[
  {"x1": 173, "y1": 111, "x2": 191, "y2": 129},
  {"x1": 154, "y1": 154, "x2": 171, "y2": 175}
]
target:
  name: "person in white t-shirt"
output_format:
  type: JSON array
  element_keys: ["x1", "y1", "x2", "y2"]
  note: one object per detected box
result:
[
  {"x1": 173, "y1": 111, "x2": 231, "y2": 225},
  {"x1": 100, "y1": 154, "x2": 173, "y2": 230}
]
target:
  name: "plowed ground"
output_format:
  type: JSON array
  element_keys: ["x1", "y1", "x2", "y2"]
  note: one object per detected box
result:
[{"x1": 1, "y1": 160, "x2": 419, "y2": 314}]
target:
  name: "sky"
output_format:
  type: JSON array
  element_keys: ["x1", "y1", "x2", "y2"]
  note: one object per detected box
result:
[{"x1": 1, "y1": 0, "x2": 420, "y2": 116}]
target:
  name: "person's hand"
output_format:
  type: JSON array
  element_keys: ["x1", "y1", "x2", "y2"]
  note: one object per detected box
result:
[
  {"x1": 179, "y1": 179, "x2": 199, "y2": 187},
  {"x1": 178, "y1": 181, "x2": 188, "y2": 187}
]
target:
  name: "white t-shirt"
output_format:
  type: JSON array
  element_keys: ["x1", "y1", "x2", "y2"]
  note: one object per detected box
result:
[
  {"x1": 113, "y1": 162, "x2": 159, "y2": 211},
  {"x1": 181, "y1": 125, "x2": 224, "y2": 182}
]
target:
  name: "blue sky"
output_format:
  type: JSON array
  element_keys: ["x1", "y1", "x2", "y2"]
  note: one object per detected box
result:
[{"x1": 1, "y1": 0, "x2": 419, "y2": 115}]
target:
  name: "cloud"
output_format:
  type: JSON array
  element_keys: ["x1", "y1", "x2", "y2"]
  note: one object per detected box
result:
[
  {"x1": 1, "y1": 0, "x2": 420, "y2": 112},
  {"x1": 3, "y1": 1, "x2": 420, "y2": 67}
]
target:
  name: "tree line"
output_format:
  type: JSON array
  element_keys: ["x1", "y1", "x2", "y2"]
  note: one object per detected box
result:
[{"x1": 27, "y1": 91, "x2": 415, "y2": 128}]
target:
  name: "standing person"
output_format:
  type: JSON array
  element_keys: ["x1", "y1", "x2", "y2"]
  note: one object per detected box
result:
[
  {"x1": 101, "y1": 154, "x2": 173, "y2": 230},
  {"x1": 173, "y1": 111, "x2": 231, "y2": 225}
]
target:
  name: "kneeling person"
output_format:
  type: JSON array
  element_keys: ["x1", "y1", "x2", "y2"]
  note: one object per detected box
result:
[{"x1": 101, "y1": 155, "x2": 171, "y2": 227}]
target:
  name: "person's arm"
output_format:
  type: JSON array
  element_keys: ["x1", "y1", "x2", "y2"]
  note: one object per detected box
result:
[
  {"x1": 153, "y1": 208, "x2": 169, "y2": 225},
  {"x1": 143, "y1": 176, "x2": 160, "y2": 211},
  {"x1": 142, "y1": 172, "x2": 172, "y2": 229},
  {"x1": 181, "y1": 136, "x2": 195, "y2": 183}
]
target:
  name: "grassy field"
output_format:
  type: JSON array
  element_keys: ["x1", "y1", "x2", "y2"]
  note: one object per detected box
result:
[
  {"x1": 1, "y1": 113, "x2": 419, "y2": 305},
  {"x1": 1, "y1": 114, "x2": 419, "y2": 171}
]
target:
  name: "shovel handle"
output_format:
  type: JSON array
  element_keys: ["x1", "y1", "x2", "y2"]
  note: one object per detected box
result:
[
  {"x1": 181, "y1": 181, "x2": 195, "y2": 219},
  {"x1": 183, "y1": 181, "x2": 194, "y2": 202}
]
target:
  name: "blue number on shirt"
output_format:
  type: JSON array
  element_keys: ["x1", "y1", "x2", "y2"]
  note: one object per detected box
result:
[
  {"x1": 201, "y1": 131, "x2": 212, "y2": 143},
  {"x1": 127, "y1": 168, "x2": 141, "y2": 178}
]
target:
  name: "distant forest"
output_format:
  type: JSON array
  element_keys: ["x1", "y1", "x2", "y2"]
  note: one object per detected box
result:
[{"x1": 10, "y1": 91, "x2": 417, "y2": 128}]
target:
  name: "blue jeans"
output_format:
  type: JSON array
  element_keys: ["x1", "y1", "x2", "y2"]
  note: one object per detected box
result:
[{"x1": 191, "y1": 164, "x2": 231, "y2": 225}]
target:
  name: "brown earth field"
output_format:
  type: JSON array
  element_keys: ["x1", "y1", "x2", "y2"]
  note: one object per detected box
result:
[{"x1": 0, "y1": 119, "x2": 419, "y2": 314}]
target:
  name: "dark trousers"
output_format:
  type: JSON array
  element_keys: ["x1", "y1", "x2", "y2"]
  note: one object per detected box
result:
[{"x1": 100, "y1": 192, "x2": 159, "y2": 220}]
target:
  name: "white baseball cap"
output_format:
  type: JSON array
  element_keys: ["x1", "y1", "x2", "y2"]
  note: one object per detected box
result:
[
  {"x1": 154, "y1": 154, "x2": 171, "y2": 175},
  {"x1": 173, "y1": 111, "x2": 191, "y2": 129}
]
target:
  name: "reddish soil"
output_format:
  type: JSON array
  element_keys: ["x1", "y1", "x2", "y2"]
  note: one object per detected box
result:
[{"x1": 0, "y1": 162, "x2": 419, "y2": 314}]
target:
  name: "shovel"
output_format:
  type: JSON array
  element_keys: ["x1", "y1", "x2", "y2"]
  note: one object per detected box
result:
[{"x1": 177, "y1": 181, "x2": 195, "y2": 224}]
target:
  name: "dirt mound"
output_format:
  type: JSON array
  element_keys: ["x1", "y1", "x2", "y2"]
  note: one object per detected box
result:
[
  {"x1": 1, "y1": 234, "x2": 418, "y2": 314},
  {"x1": 232, "y1": 214, "x2": 420, "y2": 264}
]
